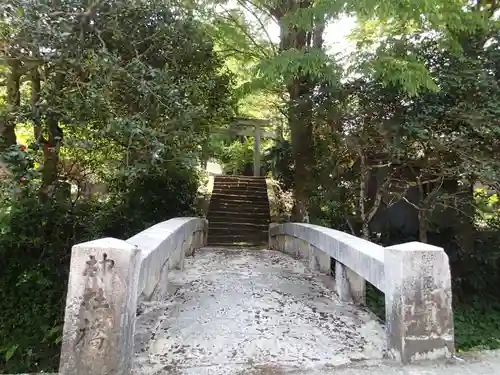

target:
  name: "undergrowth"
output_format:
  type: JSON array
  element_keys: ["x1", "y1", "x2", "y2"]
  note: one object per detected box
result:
[{"x1": 365, "y1": 284, "x2": 500, "y2": 352}]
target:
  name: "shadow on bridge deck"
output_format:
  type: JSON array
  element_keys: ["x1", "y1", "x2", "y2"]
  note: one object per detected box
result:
[{"x1": 133, "y1": 248, "x2": 385, "y2": 375}]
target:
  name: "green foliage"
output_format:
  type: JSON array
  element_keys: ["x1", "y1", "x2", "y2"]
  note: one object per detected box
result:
[
  {"x1": 1, "y1": 0, "x2": 500, "y2": 369},
  {"x1": 1, "y1": 144, "x2": 39, "y2": 188},
  {"x1": 362, "y1": 53, "x2": 438, "y2": 96},
  {"x1": 475, "y1": 189, "x2": 499, "y2": 225},
  {"x1": 365, "y1": 282, "x2": 500, "y2": 352},
  {"x1": 263, "y1": 139, "x2": 294, "y2": 190},
  {"x1": 99, "y1": 165, "x2": 200, "y2": 239},
  {"x1": 0, "y1": 162, "x2": 201, "y2": 373},
  {"x1": 454, "y1": 299, "x2": 500, "y2": 352},
  {"x1": 0, "y1": 0, "x2": 233, "y2": 372},
  {"x1": 215, "y1": 137, "x2": 255, "y2": 175},
  {"x1": 0, "y1": 197, "x2": 97, "y2": 372},
  {"x1": 255, "y1": 48, "x2": 342, "y2": 89}
]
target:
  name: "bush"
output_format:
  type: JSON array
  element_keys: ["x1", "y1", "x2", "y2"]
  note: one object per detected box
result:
[
  {"x1": 217, "y1": 138, "x2": 255, "y2": 176},
  {"x1": 98, "y1": 164, "x2": 200, "y2": 238},
  {"x1": 0, "y1": 164, "x2": 201, "y2": 373},
  {"x1": 369, "y1": 225, "x2": 500, "y2": 352},
  {"x1": 0, "y1": 197, "x2": 98, "y2": 373}
]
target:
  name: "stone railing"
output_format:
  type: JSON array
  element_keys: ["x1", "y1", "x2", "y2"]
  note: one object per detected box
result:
[
  {"x1": 58, "y1": 218, "x2": 208, "y2": 375},
  {"x1": 269, "y1": 222, "x2": 454, "y2": 364}
]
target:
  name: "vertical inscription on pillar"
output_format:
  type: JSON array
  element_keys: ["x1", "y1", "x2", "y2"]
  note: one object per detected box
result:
[{"x1": 76, "y1": 253, "x2": 115, "y2": 350}]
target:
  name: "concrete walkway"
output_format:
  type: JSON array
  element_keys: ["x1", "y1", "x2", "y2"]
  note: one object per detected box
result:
[{"x1": 132, "y1": 248, "x2": 500, "y2": 375}]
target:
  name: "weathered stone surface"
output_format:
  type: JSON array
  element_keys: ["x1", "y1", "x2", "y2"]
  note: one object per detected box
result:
[
  {"x1": 310, "y1": 244, "x2": 331, "y2": 274},
  {"x1": 11, "y1": 349, "x2": 500, "y2": 375},
  {"x1": 145, "y1": 349, "x2": 500, "y2": 375},
  {"x1": 269, "y1": 223, "x2": 385, "y2": 291},
  {"x1": 128, "y1": 218, "x2": 207, "y2": 301},
  {"x1": 384, "y1": 242, "x2": 454, "y2": 363},
  {"x1": 269, "y1": 223, "x2": 455, "y2": 364},
  {"x1": 59, "y1": 238, "x2": 141, "y2": 375},
  {"x1": 268, "y1": 223, "x2": 279, "y2": 249},
  {"x1": 133, "y1": 249, "x2": 385, "y2": 375},
  {"x1": 335, "y1": 261, "x2": 366, "y2": 304},
  {"x1": 59, "y1": 218, "x2": 208, "y2": 375}
]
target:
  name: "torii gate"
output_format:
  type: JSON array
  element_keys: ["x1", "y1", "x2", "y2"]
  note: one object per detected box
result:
[{"x1": 214, "y1": 117, "x2": 278, "y2": 177}]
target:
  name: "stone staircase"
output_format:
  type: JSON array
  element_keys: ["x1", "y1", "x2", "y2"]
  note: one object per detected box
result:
[{"x1": 207, "y1": 175, "x2": 270, "y2": 247}]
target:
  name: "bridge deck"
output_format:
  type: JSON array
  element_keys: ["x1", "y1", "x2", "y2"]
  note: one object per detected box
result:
[{"x1": 133, "y1": 248, "x2": 385, "y2": 374}]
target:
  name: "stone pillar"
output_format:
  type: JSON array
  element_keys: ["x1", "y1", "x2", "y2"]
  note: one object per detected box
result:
[
  {"x1": 201, "y1": 230, "x2": 206, "y2": 247},
  {"x1": 283, "y1": 235, "x2": 298, "y2": 257},
  {"x1": 268, "y1": 223, "x2": 279, "y2": 249},
  {"x1": 169, "y1": 241, "x2": 184, "y2": 270},
  {"x1": 309, "y1": 245, "x2": 331, "y2": 274},
  {"x1": 202, "y1": 219, "x2": 209, "y2": 247},
  {"x1": 193, "y1": 231, "x2": 200, "y2": 249},
  {"x1": 59, "y1": 238, "x2": 141, "y2": 375},
  {"x1": 153, "y1": 261, "x2": 169, "y2": 300},
  {"x1": 384, "y1": 242, "x2": 454, "y2": 363},
  {"x1": 184, "y1": 236, "x2": 194, "y2": 257},
  {"x1": 335, "y1": 261, "x2": 365, "y2": 304},
  {"x1": 253, "y1": 124, "x2": 261, "y2": 176}
]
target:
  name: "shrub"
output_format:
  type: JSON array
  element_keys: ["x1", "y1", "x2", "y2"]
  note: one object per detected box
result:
[
  {"x1": 0, "y1": 163, "x2": 200, "y2": 373},
  {"x1": 98, "y1": 164, "x2": 200, "y2": 238},
  {"x1": 0, "y1": 197, "x2": 98, "y2": 372}
]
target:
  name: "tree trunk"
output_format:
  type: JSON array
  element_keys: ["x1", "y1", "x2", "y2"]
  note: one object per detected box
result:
[
  {"x1": 418, "y1": 208, "x2": 428, "y2": 243},
  {"x1": 276, "y1": 0, "x2": 322, "y2": 223},
  {"x1": 417, "y1": 178, "x2": 428, "y2": 243},
  {"x1": 288, "y1": 77, "x2": 314, "y2": 222},
  {"x1": 455, "y1": 178, "x2": 475, "y2": 255},
  {"x1": 31, "y1": 68, "x2": 43, "y2": 144},
  {"x1": 1, "y1": 61, "x2": 21, "y2": 151},
  {"x1": 39, "y1": 73, "x2": 65, "y2": 201},
  {"x1": 359, "y1": 152, "x2": 369, "y2": 239}
]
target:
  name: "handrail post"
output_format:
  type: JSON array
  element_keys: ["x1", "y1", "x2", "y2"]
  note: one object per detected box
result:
[
  {"x1": 59, "y1": 238, "x2": 141, "y2": 375},
  {"x1": 384, "y1": 242, "x2": 455, "y2": 363}
]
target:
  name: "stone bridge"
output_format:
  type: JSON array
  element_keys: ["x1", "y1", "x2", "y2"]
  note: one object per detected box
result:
[{"x1": 48, "y1": 212, "x2": 500, "y2": 375}]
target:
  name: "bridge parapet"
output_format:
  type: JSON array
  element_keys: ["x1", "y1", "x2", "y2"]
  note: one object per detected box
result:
[
  {"x1": 269, "y1": 222, "x2": 454, "y2": 364},
  {"x1": 58, "y1": 218, "x2": 208, "y2": 375}
]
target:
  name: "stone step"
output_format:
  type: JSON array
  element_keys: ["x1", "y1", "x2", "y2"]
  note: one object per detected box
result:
[
  {"x1": 209, "y1": 201, "x2": 269, "y2": 209},
  {"x1": 209, "y1": 196, "x2": 269, "y2": 205},
  {"x1": 208, "y1": 212, "x2": 269, "y2": 220},
  {"x1": 208, "y1": 175, "x2": 270, "y2": 246},
  {"x1": 214, "y1": 177, "x2": 267, "y2": 183},
  {"x1": 208, "y1": 232, "x2": 268, "y2": 239},
  {"x1": 208, "y1": 205, "x2": 269, "y2": 213},
  {"x1": 207, "y1": 210, "x2": 270, "y2": 218},
  {"x1": 212, "y1": 187, "x2": 268, "y2": 195},
  {"x1": 206, "y1": 241, "x2": 268, "y2": 248},
  {"x1": 207, "y1": 234, "x2": 268, "y2": 246},
  {"x1": 207, "y1": 241, "x2": 268, "y2": 250},
  {"x1": 209, "y1": 222, "x2": 268, "y2": 231},
  {"x1": 212, "y1": 189, "x2": 267, "y2": 197},
  {"x1": 211, "y1": 193, "x2": 268, "y2": 200},
  {"x1": 207, "y1": 216, "x2": 270, "y2": 225},
  {"x1": 213, "y1": 182, "x2": 267, "y2": 189},
  {"x1": 208, "y1": 209, "x2": 269, "y2": 217},
  {"x1": 208, "y1": 227, "x2": 268, "y2": 238},
  {"x1": 208, "y1": 218, "x2": 269, "y2": 226},
  {"x1": 214, "y1": 178, "x2": 267, "y2": 184},
  {"x1": 208, "y1": 211, "x2": 269, "y2": 218},
  {"x1": 212, "y1": 192, "x2": 268, "y2": 199},
  {"x1": 208, "y1": 207, "x2": 269, "y2": 215},
  {"x1": 213, "y1": 183, "x2": 267, "y2": 189},
  {"x1": 209, "y1": 196, "x2": 269, "y2": 204},
  {"x1": 215, "y1": 175, "x2": 266, "y2": 182}
]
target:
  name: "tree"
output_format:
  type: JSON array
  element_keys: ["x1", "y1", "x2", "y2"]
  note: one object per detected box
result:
[{"x1": 0, "y1": 0, "x2": 235, "y2": 200}]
